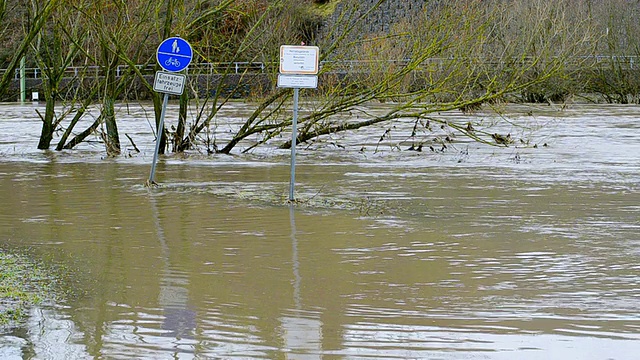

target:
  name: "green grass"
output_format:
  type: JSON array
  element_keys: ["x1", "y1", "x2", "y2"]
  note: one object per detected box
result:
[
  {"x1": 0, "y1": 250, "x2": 54, "y2": 329},
  {"x1": 311, "y1": 0, "x2": 341, "y2": 17}
]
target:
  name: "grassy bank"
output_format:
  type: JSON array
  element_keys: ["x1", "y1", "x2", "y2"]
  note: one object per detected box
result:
[{"x1": 0, "y1": 250, "x2": 57, "y2": 331}]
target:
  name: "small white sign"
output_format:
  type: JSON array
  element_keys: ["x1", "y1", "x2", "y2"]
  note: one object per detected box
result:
[
  {"x1": 277, "y1": 74, "x2": 318, "y2": 89},
  {"x1": 153, "y1": 71, "x2": 186, "y2": 95},
  {"x1": 280, "y1": 45, "x2": 319, "y2": 75}
]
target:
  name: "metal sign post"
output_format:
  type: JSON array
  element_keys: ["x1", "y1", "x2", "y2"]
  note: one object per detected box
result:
[
  {"x1": 289, "y1": 88, "x2": 300, "y2": 201},
  {"x1": 278, "y1": 45, "x2": 320, "y2": 201},
  {"x1": 148, "y1": 37, "x2": 193, "y2": 185}
]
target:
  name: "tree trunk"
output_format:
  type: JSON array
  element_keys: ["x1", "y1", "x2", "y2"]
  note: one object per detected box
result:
[
  {"x1": 152, "y1": 94, "x2": 167, "y2": 155},
  {"x1": 62, "y1": 115, "x2": 102, "y2": 150},
  {"x1": 56, "y1": 86, "x2": 99, "y2": 151},
  {"x1": 174, "y1": 90, "x2": 189, "y2": 152},
  {"x1": 37, "y1": 90, "x2": 56, "y2": 150},
  {"x1": 103, "y1": 95, "x2": 121, "y2": 156}
]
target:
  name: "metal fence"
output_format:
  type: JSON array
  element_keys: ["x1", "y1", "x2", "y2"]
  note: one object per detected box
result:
[
  {"x1": 1, "y1": 56, "x2": 638, "y2": 81},
  {"x1": 2, "y1": 62, "x2": 268, "y2": 80}
]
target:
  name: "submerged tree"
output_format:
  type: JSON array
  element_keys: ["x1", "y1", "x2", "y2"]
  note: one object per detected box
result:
[
  {"x1": 164, "y1": 0, "x2": 299, "y2": 154},
  {"x1": 57, "y1": 0, "x2": 162, "y2": 155},
  {"x1": 199, "y1": 0, "x2": 598, "y2": 154},
  {"x1": 32, "y1": 2, "x2": 86, "y2": 150},
  {"x1": 0, "y1": 0, "x2": 620, "y2": 155},
  {"x1": 582, "y1": 0, "x2": 640, "y2": 103}
]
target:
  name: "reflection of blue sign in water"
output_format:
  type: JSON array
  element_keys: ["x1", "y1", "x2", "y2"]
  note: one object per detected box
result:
[{"x1": 156, "y1": 37, "x2": 193, "y2": 72}]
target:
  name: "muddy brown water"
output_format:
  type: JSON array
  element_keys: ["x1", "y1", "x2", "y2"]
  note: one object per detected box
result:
[{"x1": 0, "y1": 102, "x2": 638, "y2": 359}]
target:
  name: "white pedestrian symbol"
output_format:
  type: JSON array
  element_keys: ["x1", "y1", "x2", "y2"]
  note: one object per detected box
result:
[{"x1": 172, "y1": 40, "x2": 180, "y2": 53}]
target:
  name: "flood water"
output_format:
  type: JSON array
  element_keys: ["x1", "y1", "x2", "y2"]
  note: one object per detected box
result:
[{"x1": 0, "y1": 102, "x2": 639, "y2": 359}]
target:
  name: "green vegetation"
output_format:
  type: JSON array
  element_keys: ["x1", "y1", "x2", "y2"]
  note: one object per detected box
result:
[
  {"x1": 311, "y1": 0, "x2": 340, "y2": 17},
  {"x1": 1, "y1": 0, "x2": 640, "y2": 158},
  {"x1": 0, "y1": 250, "x2": 57, "y2": 331}
]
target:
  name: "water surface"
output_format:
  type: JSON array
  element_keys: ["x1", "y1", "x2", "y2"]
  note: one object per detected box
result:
[{"x1": 0, "y1": 102, "x2": 638, "y2": 359}]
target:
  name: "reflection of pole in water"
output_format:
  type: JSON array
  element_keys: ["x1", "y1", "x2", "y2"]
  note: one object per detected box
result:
[
  {"x1": 290, "y1": 205, "x2": 301, "y2": 309},
  {"x1": 281, "y1": 205, "x2": 322, "y2": 359},
  {"x1": 150, "y1": 194, "x2": 196, "y2": 342}
]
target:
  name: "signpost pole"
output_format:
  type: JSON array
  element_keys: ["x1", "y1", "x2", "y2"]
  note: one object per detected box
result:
[
  {"x1": 20, "y1": 57, "x2": 26, "y2": 104},
  {"x1": 149, "y1": 93, "x2": 169, "y2": 184},
  {"x1": 147, "y1": 36, "x2": 192, "y2": 186},
  {"x1": 289, "y1": 88, "x2": 300, "y2": 202}
]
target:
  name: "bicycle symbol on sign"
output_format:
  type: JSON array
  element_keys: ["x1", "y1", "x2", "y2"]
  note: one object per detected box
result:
[{"x1": 165, "y1": 58, "x2": 181, "y2": 67}]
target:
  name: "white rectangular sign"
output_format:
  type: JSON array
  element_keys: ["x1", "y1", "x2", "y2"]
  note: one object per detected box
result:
[
  {"x1": 280, "y1": 45, "x2": 320, "y2": 75},
  {"x1": 277, "y1": 74, "x2": 318, "y2": 89},
  {"x1": 153, "y1": 71, "x2": 186, "y2": 95}
]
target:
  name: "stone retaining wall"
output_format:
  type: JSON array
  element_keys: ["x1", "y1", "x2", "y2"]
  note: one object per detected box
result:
[
  {"x1": 2, "y1": 74, "x2": 275, "y2": 102},
  {"x1": 321, "y1": 0, "x2": 430, "y2": 43}
]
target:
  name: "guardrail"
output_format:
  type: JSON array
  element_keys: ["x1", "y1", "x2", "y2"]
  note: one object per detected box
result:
[
  {"x1": 2, "y1": 56, "x2": 638, "y2": 80},
  {"x1": 3, "y1": 62, "x2": 269, "y2": 80}
]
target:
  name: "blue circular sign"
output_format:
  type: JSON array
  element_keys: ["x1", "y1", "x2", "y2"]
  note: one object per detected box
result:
[{"x1": 156, "y1": 37, "x2": 193, "y2": 72}]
